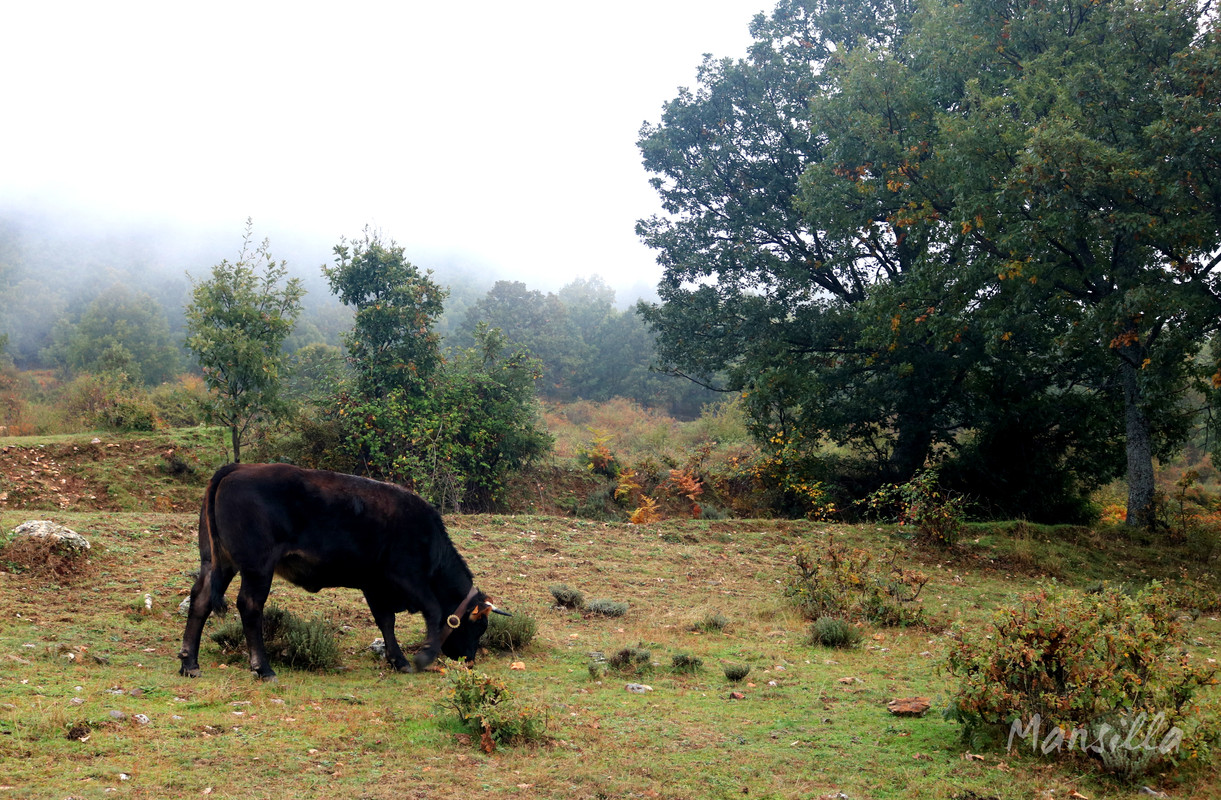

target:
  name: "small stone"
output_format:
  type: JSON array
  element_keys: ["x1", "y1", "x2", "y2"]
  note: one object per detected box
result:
[
  {"x1": 134, "y1": 714, "x2": 150, "y2": 725},
  {"x1": 729, "y1": 691, "x2": 746, "y2": 700},
  {"x1": 369, "y1": 638, "x2": 386, "y2": 657},
  {"x1": 109, "y1": 710, "x2": 126, "y2": 721},
  {"x1": 624, "y1": 683, "x2": 653, "y2": 693},
  {"x1": 69, "y1": 697, "x2": 83, "y2": 706},
  {"x1": 178, "y1": 598, "x2": 191, "y2": 617}
]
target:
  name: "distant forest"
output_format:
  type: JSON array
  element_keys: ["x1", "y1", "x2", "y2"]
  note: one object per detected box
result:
[{"x1": 0, "y1": 211, "x2": 716, "y2": 418}]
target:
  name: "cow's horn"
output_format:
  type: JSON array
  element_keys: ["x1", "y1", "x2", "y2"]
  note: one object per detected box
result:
[{"x1": 491, "y1": 607, "x2": 513, "y2": 617}]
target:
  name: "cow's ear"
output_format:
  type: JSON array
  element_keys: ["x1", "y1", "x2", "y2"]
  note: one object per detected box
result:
[{"x1": 469, "y1": 598, "x2": 493, "y2": 621}]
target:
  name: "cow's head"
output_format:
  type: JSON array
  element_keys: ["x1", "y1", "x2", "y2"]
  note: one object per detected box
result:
[{"x1": 440, "y1": 592, "x2": 508, "y2": 663}]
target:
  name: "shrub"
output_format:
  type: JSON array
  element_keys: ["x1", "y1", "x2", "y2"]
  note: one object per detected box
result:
[
  {"x1": 444, "y1": 666, "x2": 546, "y2": 752},
  {"x1": 580, "y1": 428, "x2": 620, "y2": 478},
  {"x1": 63, "y1": 373, "x2": 160, "y2": 432},
  {"x1": 943, "y1": 582, "x2": 1218, "y2": 779},
  {"x1": 148, "y1": 376, "x2": 210, "y2": 427},
  {"x1": 694, "y1": 611, "x2": 730, "y2": 633},
  {"x1": 783, "y1": 538, "x2": 927, "y2": 628},
  {"x1": 671, "y1": 653, "x2": 703, "y2": 674},
  {"x1": 210, "y1": 605, "x2": 340, "y2": 671},
  {"x1": 549, "y1": 584, "x2": 585, "y2": 609},
  {"x1": 862, "y1": 468, "x2": 966, "y2": 547},
  {"x1": 809, "y1": 616, "x2": 862, "y2": 649},
  {"x1": 586, "y1": 598, "x2": 629, "y2": 618},
  {"x1": 723, "y1": 662, "x2": 751, "y2": 682},
  {"x1": 481, "y1": 611, "x2": 537, "y2": 652},
  {"x1": 607, "y1": 647, "x2": 653, "y2": 675}
]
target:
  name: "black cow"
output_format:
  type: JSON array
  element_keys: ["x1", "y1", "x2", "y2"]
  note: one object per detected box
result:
[{"x1": 178, "y1": 463, "x2": 505, "y2": 680}]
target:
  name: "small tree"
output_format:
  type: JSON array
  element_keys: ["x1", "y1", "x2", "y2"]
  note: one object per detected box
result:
[
  {"x1": 323, "y1": 228, "x2": 446, "y2": 399},
  {"x1": 185, "y1": 220, "x2": 304, "y2": 462}
]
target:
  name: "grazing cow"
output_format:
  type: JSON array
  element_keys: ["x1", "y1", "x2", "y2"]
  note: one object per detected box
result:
[{"x1": 178, "y1": 463, "x2": 506, "y2": 680}]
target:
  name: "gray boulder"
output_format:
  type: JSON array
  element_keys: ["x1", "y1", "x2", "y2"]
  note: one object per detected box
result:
[{"x1": 12, "y1": 520, "x2": 91, "y2": 551}]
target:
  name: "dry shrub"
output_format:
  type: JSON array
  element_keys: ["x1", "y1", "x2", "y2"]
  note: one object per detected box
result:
[{"x1": 0, "y1": 535, "x2": 96, "y2": 582}]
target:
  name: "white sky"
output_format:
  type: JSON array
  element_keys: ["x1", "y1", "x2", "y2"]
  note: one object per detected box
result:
[{"x1": 1, "y1": 1, "x2": 766, "y2": 295}]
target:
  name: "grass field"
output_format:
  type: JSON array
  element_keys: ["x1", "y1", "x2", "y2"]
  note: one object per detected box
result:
[{"x1": 1, "y1": 505, "x2": 1219, "y2": 800}]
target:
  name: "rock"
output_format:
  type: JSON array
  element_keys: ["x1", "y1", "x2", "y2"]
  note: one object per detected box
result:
[
  {"x1": 729, "y1": 691, "x2": 746, "y2": 700},
  {"x1": 887, "y1": 697, "x2": 931, "y2": 717},
  {"x1": 624, "y1": 683, "x2": 653, "y2": 693},
  {"x1": 369, "y1": 638, "x2": 386, "y2": 657},
  {"x1": 109, "y1": 710, "x2": 126, "y2": 721},
  {"x1": 177, "y1": 597, "x2": 191, "y2": 617},
  {"x1": 13, "y1": 520, "x2": 90, "y2": 551},
  {"x1": 134, "y1": 714, "x2": 150, "y2": 725}
]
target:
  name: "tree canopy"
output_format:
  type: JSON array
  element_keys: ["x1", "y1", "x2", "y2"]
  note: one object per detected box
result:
[{"x1": 639, "y1": 0, "x2": 1221, "y2": 524}]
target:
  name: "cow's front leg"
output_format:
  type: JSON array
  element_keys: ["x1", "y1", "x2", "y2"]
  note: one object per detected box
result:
[
  {"x1": 413, "y1": 601, "x2": 445, "y2": 672},
  {"x1": 363, "y1": 595, "x2": 412, "y2": 672},
  {"x1": 236, "y1": 573, "x2": 276, "y2": 681}
]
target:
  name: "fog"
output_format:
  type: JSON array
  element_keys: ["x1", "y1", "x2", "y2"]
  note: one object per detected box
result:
[{"x1": 1, "y1": 0, "x2": 768, "y2": 310}]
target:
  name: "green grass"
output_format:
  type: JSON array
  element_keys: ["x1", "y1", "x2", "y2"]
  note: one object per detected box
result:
[{"x1": 1, "y1": 509, "x2": 1218, "y2": 799}]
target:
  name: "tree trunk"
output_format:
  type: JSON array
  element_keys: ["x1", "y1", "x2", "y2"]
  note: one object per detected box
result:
[
  {"x1": 1120, "y1": 356, "x2": 1155, "y2": 529},
  {"x1": 231, "y1": 426, "x2": 242, "y2": 464}
]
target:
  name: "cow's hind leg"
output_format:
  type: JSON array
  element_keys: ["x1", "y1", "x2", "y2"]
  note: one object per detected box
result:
[
  {"x1": 178, "y1": 563, "x2": 235, "y2": 677},
  {"x1": 236, "y1": 573, "x2": 277, "y2": 681},
  {"x1": 363, "y1": 595, "x2": 412, "y2": 673}
]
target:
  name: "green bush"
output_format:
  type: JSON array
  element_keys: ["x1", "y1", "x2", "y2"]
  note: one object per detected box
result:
[
  {"x1": 548, "y1": 584, "x2": 585, "y2": 609},
  {"x1": 63, "y1": 373, "x2": 160, "y2": 432},
  {"x1": 210, "y1": 605, "x2": 340, "y2": 671},
  {"x1": 443, "y1": 666, "x2": 546, "y2": 751},
  {"x1": 944, "y1": 583, "x2": 1218, "y2": 779},
  {"x1": 480, "y1": 611, "x2": 537, "y2": 652},
  {"x1": 809, "y1": 616, "x2": 862, "y2": 649},
  {"x1": 783, "y1": 538, "x2": 927, "y2": 628},
  {"x1": 607, "y1": 647, "x2": 653, "y2": 675},
  {"x1": 723, "y1": 662, "x2": 751, "y2": 682},
  {"x1": 586, "y1": 598, "x2": 629, "y2": 618},
  {"x1": 671, "y1": 653, "x2": 703, "y2": 674}
]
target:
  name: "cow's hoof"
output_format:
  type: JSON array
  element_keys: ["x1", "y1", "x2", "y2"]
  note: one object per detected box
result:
[
  {"x1": 252, "y1": 670, "x2": 277, "y2": 682},
  {"x1": 179, "y1": 666, "x2": 201, "y2": 678}
]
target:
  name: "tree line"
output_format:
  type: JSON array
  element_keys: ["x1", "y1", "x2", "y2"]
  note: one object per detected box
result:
[
  {"x1": 0, "y1": 216, "x2": 716, "y2": 510},
  {"x1": 637, "y1": 0, "x2": 1221, "y2": 527}
]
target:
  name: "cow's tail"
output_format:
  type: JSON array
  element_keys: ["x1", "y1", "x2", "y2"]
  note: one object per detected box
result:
[{"x1": 200, "y1": 463, "x2": 241, "y2": 616}]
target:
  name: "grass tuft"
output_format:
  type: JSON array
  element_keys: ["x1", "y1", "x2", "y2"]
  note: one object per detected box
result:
[
  {"x1": 481, "y1": 610, "x2": 538, "y2": 652},
  {"x1": 210, "y1": 604, "x2": 341, "y2": 671},
  {"x1": 585, "y1": 598, "x2": 629, "y2": 617},
  {"x1": 722, "y1": 662, "x2": 751, "y2": 682},
  {"x1": 548, "y1": 583, "x2": 585, "y2": 608}
]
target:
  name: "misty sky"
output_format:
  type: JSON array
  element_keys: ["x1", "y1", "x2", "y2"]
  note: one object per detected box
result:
[{"x1": 2, "y1": 1, "x2": 767, "y2": 296}]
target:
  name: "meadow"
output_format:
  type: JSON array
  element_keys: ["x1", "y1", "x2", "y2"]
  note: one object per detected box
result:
[{"x1": 0, "y1": 427, "x2": 1219, "y2": 799}]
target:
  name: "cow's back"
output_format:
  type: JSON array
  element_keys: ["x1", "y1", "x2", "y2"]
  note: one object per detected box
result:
[{"x1": 205, "y1": 464, "x2": 462, "y2": 593}]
